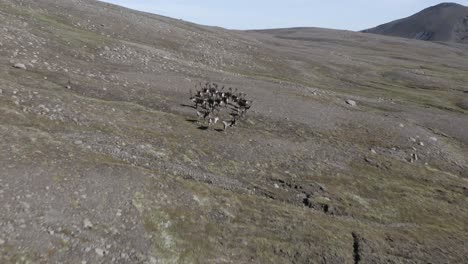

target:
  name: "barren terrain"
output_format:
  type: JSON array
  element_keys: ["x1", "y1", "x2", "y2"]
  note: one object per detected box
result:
[{"x1": 0, "y1": 0, "x2": 467, "y2": 263}]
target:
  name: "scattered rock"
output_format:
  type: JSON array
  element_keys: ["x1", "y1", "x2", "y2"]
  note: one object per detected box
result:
[
  {"x1": 364, "y1": 157, "x2": 379, "y2": 167},
  {"x1": 95, "y1": 248, "x2": 106, "y2": 257},
  {"x1": 399, "y1": 123, "x2": 405, "y2": 128},
  {"x1": 13, "y1": 63, "x2": 27, "y2": 70},
  {"x1": 0, "y1": 239, "x2": 5, "y2": 245},
  {"x1": 74, "y1": 140, "x2": 83, "y2": 145},
  {"x1": 429, "y1": 137, "x2": 437, "y2": 142},
  {"x1": 38, "y1": 104, "x2": 50, "y2": 113},
  {"x1": 315, "y1": 183, "x2": 327, "y2": 192},
  {"x1": 409, "y1": 153, "x2": 419, "y2": 163},
  {"x1": 370, "y1": 148, "x2": 377, "y2": 154},
  {"x1": 83, "y1": 218, "x2": 93, "y2": 229},
  {"x1": 346, "y1": 99, "x2": 357, "y2": 106},
  {"x1": 419, "y1": 142, "x2": 425, "y2": 146},
  {"x1": 20, "y1": 201, "x2": 30, "y2": 210}
]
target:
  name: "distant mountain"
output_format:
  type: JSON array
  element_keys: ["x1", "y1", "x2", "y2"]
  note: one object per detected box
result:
[{"x1": 362, "y1": 2, "x2": 468, "y2": 44}]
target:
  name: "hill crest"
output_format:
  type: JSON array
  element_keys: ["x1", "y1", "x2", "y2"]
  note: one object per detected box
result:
[{"x1": 362, "y1": 2, "x2": 468, "y2": 44}]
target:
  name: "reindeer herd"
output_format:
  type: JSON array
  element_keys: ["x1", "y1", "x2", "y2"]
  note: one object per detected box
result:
[{"x1": 189, "y1": 82, "x2": 252, "y2": 131}]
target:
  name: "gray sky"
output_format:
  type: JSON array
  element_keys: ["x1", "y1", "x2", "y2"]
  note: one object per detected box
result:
[{"x1": 99, "y1": 0, "x2": 468, "y2": 31}]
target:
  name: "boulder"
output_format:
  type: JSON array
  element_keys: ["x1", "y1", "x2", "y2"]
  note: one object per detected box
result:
[{"x1": 13, "y1": 63, "x2": 27, "y2": 70}]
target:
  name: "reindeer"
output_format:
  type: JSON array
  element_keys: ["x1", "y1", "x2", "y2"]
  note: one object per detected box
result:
[
  {"x1": 191, "y1": 97, "x2": 205, "y2": 109},
  {"x1": 209, "y1": 117, "x2": 219, "y2": 128},
  {"x1": 190, "y1": 82, "x2": 252, "y2": 132}
]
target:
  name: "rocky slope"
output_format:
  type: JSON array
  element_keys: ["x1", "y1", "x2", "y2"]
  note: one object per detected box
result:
[
  {"x1": 362, "y1": 2, "x2": 468, "y2": 44},
  {"x1": 0, "y1": 0, "x2": 467, "y2": 263}
]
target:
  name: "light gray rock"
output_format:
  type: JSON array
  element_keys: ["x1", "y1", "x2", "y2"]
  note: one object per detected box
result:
[
  {"x1": 95, "y1": 248, "x2": 106, "y2": 257},
  {"x1": 83, "y1": 218, "x2": 93, "y2": 229},
  {"x1": 409, "y1": 153, "x2": 419, "y2": 163},
  {"x1": 13, "y1": 63, "x2": 27, "y2": 70},
  {"x1": 20, "y1": 201, "x2": 30, "y2": 210},
  {"x1": 149, "y1": 257, "x2": 158, "y2": 264},
  {"x1": 346, "y1": 99, "x2": 357, "y2": 106}
]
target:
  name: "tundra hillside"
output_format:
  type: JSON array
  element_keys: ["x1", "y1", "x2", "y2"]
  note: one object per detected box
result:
[{"x1": 0, "y1": 0, "x2": 467, "y2": 263}]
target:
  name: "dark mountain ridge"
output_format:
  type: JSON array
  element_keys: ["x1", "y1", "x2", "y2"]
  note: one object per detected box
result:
[{"x1": 362, "y1": 2, "x2": 468, "y2": 44}]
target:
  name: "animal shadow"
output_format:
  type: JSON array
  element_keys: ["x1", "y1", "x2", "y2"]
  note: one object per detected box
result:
[{"x1": 180, "y1": 104, "x2": 197, "y2": 109}]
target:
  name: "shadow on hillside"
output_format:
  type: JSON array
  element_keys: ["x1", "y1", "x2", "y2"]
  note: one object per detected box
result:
[{"x1": 181, "y1": 104, "x2": 196, "y2": 109}]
